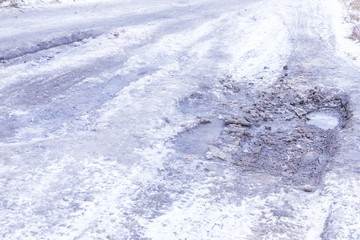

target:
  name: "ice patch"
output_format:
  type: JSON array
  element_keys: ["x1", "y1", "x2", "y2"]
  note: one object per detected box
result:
[{"x1": 307, "y1": 112, "x2": 339, "y2": 130}]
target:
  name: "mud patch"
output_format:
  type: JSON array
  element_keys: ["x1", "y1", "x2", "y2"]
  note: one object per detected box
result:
[{"x1": 207, "y1": 78, "x2": 351, "y2": 186}]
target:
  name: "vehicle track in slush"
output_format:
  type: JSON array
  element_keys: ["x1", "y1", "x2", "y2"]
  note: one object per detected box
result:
[{"x1": 1, "y1": 0, "x2": 360, "y2": 239}]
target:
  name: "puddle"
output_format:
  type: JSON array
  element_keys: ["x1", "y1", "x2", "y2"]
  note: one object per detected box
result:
[
  {"x1": 173, "y1": 118, "x2": 223, "y2": 155},
  {"x1": 177, "y1": 92, "x2": 214, "y2": 115},
  {"x1": 306, "y1": 112, "x2": 339, "y2": 130}
]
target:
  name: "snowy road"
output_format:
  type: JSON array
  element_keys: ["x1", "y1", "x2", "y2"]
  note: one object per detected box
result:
[{"x1": 1, "y1": 0, "x2": 360, "y2": 239}]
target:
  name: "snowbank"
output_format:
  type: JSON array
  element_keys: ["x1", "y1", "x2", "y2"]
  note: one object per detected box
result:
[
  {"x1": 325, "y1": 0, "x2": 360, "y2": 64},
  {"x1": 0, "y1": 0, "x2": 101, "y2": 7}
]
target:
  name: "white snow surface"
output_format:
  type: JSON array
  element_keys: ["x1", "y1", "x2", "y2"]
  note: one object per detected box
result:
[
  {"x1": 0, "y1": 0, "x2": 98, "y2": 6},
  {"x1": 0, "y1": 0, "x2": 360, "y2": 239}
]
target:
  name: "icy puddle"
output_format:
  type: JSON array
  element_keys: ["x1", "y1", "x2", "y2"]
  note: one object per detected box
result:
[
  {"x1": 174, "y1": 118, "x2": 224, "y2": 155},
  {"x1": 306, "y1": 112, "x2": 339, "y2": 130}
]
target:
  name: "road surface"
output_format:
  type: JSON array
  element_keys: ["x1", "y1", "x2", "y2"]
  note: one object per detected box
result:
[{"x1": 0, "y1": 0, "x2": 360, "y2": 239}]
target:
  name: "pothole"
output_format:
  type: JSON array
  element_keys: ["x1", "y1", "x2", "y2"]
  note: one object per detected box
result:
[
  {"x1": 177, "y1": 91, "x2": 214, "y2": 115},
  {"x1": 172, "y1": 73, "x2": 351, "y2": 187},
  {"x1": 174, "y1": 88, "x2": 223, "y2": 156},
  {"x1": 173, "y1": 118, "x2": 223, "y2": 156},
  {"x1": 205, "y1": 76, "x2": 351, "y2": 186},
  {"x1": 306, "y1": 112, "x2": 339, "y2": 130}
]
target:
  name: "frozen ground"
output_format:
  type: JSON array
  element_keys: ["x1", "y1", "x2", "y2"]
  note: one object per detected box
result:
[{"x1": 0, "y1": 0, "x2": 360, "y2": 239}]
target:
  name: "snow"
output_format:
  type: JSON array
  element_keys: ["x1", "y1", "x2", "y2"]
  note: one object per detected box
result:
[
  {"x1": 1, "y1": 0, "x2": 360, "y2": 239},
  {"x1": 325, "y1": 0, "x2": 360, "y2": 65},
  {"x1": 0, "y1": 0, "x2": 100, "y2": 7}
]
